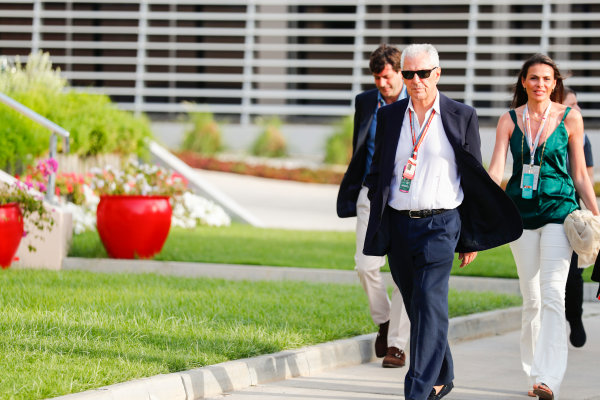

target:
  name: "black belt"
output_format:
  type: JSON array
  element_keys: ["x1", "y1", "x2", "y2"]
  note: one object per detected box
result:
[{"x1": 395, "y1": 209, "x2": 449, "y2": 219}]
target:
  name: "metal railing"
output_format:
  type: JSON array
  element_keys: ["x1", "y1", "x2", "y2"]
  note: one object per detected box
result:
[{"x1": 0, "y1": 91, "x2": 70, "y2": 203}]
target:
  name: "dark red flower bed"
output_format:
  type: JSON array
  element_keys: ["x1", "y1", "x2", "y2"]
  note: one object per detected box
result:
[{"x1": 176, "y1": 151, "x2": 345, "y2": 185}]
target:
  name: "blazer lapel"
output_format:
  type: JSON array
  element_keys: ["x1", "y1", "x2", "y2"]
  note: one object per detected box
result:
[
  {"x1": 439, "y1": 94, "x2": 463, "y2": 150},
  {"x1": 381, "y1": 101, "x2": 408, "y2": 186}
]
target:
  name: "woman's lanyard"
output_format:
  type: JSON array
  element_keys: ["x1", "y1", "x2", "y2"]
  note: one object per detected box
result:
[
  {"x1": 522, "y1": 103, "x2": 551, "y2": 166},
  {"x1": 520, "y1": 103, "x2": 551, "y2": 199},
  {"x1": 399, "y1": 108, "x2": 435, "y2": 192}
]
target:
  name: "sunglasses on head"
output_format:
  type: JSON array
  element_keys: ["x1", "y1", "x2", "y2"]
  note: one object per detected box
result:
[{"x1": 401, "y1": 67, "x2": 438, "y2": 80}]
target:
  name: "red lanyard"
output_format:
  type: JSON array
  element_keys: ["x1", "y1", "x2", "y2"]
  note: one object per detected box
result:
[{"x1": 408, "y1": 108, "x2": 436, "y2": 159}]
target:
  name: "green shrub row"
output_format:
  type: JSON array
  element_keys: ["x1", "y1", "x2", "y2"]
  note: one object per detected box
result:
[
  {"x1": 181, "y1": 112, "x2": 289, "y2": 159},
  {"x1": 0, "y1": 52, "x2": 153, "y2": 173},
  {"x1": 0, "y1": 53, "x2": 355, "y2": 170}
]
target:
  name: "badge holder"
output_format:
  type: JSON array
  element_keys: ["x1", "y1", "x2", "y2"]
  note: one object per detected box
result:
[
  {"x1": 522, "y1": 173, "x2": 534, "y2": 199},
  {"x1": 399, "y1": 157, "x2": 416, "y2": 193},
  {"x1": 520, "y1": 164, "x2": 540, "y2": 199}
]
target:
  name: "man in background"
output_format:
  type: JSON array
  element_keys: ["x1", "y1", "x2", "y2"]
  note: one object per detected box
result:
[
  {"x1": 563, "y1": 87, "x2": 594, "y2": 348},
  {"x1": 337, "y1": 44, "x2": 410, "y2": 368}
]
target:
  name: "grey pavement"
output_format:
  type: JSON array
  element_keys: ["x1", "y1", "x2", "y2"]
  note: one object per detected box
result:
[{"x1": 204, "y1": 302, "x2": 600, "y2": 400}]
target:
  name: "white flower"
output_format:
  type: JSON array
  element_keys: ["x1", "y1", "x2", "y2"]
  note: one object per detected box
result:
[
  {"x1": 82, "y1": 184, "x2": 99, "y2": 208},
  {"x1": 171, "y1": 192, "x2": 231, "y2": 228},
  {"x1": 64, "y1": 201, "x2": 96, "y2": 234}
]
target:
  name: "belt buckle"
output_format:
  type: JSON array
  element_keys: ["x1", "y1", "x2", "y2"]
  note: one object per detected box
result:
[{"x1": 408, "y1": 210, "x2": 421, "y2": 218}]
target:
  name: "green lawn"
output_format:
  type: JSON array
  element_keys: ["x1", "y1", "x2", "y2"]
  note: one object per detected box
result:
[
  {"x1": 0, "y1": 269, "x2": 521, "y2": 400},
  {"x1": 69, "y1": 224, "x2": 596, "y2": 281}
]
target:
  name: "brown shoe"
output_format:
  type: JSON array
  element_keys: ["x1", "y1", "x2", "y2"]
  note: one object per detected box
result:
[
  {"x1": 382, "y1": 346, "x2": 405, "y2": 368},
  {"x1": 375, "y1": 321, "x2": 389, "y2": 358}
]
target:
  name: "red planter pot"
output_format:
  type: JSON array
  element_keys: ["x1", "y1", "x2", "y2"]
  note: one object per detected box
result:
[
  {"x1": 96, "y1": 195, "x2": 172, "y2": 259},
  {"x1": 0, "y1": 203, "x2": 24, "y2": 269}
]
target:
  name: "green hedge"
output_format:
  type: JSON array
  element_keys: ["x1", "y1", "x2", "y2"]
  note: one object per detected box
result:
[{"x1": 0, "y1": 52, "x2": 153, "y2": 173}]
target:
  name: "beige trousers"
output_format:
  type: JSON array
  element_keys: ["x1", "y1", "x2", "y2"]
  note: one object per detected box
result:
[{"x1": 355, "y1": 186, "x2": 410, "y2": 350}]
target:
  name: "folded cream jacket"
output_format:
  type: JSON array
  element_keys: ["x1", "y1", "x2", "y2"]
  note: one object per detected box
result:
[{"x1": 564, "y1": 209, "x2": 600, "y2": 268}]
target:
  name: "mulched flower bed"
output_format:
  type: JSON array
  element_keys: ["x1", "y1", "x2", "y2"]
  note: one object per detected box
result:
[{"x1": 176, "y1": 151, "x2": 345, "y2": 185}]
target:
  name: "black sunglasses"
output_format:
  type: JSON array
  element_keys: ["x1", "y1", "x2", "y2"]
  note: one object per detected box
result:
[{"x1": 401, "y1": 67, "x2": 438, "y2": 80}]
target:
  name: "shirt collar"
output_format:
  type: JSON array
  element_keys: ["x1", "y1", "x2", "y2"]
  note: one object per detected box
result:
[
  {"x1": 407, "y1": 90, "x2": 441, "y2": 115},
  {"x1": 377, "y1": 91, "x2": 386, "y2": 108},
  {"x1": 377, "y1": 85, "x2": 408, "y2": 107}
]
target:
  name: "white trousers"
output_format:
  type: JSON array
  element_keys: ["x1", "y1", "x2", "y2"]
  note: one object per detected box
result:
[
  {"x1": 356, "y1": 186, "x2": 410, "y2": 350},
  {"x1": 510, "y1": 223, "x2": 571, "y2": 399}
]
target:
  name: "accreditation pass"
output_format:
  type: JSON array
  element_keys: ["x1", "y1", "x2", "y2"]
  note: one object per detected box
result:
[{"x1": 520, "y1": 164, "x2": 540, "y2": 190}]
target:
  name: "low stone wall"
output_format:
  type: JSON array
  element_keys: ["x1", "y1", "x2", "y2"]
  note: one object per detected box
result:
[{"x1": 53, "y1": 153, "x2": 127, "y2": 174}]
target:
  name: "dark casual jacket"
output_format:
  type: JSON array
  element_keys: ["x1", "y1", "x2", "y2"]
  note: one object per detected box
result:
[{"x1": 336, "y1": 89, "x2": 379, "y2": 218}]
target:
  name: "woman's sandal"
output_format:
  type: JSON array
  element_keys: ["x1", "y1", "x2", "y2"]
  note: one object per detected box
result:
[{"x1": 533, "y1": 383, "x2": 554, "y2": 400}]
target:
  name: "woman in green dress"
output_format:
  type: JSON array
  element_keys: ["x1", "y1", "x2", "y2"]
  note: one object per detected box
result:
[{"x1": 488, "y1": 54, "x2": 599, "y2": 400}]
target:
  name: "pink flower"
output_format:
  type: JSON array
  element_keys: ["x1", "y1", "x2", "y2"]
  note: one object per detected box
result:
[
  {"x1": 47, "y1": 158, "x2": 58, "y2": 173},
  {"x1": 36, "y1": 158, "x2": 59, "y2": 178}
]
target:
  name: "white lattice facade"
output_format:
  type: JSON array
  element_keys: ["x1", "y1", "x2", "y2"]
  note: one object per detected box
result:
[{"x1": 1, "y1": 0, "x2": 599, "y2": 124}]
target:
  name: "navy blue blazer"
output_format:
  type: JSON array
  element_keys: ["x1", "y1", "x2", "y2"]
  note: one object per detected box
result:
[
  {"x1": 336, "y1": 89, "x2": 379, "y2": 218},
  {"x1": 363, "y1": 93, "x2": 523, "y2": 255}
]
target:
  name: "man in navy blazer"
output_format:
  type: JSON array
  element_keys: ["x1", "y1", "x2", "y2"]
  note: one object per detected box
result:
[
  {"x1": 337, "y1": 44, "x2": 410, "y2": 368},
  {"x1": 364, "y1": 44, "x2": 522, "y2": 400}
]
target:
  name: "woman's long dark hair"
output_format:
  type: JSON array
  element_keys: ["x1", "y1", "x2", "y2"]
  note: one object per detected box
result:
[{"x1": 511, "y1": 53, "x2": 565, "y2": 109}]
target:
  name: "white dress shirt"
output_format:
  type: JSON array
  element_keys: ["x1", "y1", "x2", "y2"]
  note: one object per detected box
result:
[{"x1": 388, "y1": 91, "x2": 463, "y2": 211}]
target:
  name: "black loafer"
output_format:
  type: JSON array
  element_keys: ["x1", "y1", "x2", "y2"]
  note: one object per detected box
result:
[
  {"x1": 427, "y1": 382, "x2": 454, "y2": 400},
  {"x1": 569, "y1": 319, "x2": 586, "y2": 347}
]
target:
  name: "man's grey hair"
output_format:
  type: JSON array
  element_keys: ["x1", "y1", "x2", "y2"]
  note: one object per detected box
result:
[{"x1": 401, "y1": 44, "x2": 440, "y2": 69}]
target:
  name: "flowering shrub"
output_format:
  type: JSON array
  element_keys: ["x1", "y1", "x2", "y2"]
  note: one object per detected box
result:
[
  {"x1": 18, "y1": 158, "x2": 59, "y2": 194},
  {"x1": 171, "y1": 191, "x2": 231, "y2": 228},
  {"x1": 63, "y1": 184, "x2": 99, "y2": 234},
  {"x1": 176, "y1": 151, "x2": 345, "y2": 184},
  {"x1": 0, "y1": 159, "x2": 56, "y2": 251},
  {"x1": 89, "y1": 160, "x2": 187, "y2": 197},
  {"x1": 55, "y1": 172, "x2": 90, "y2": 205}
]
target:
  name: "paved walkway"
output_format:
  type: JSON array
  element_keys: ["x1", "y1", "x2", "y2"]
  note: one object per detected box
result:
[{"x1": 204, "y1": 303, "x2": 600, "y2": 400}]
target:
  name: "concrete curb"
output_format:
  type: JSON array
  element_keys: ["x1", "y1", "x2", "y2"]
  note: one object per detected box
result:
[
  {"x1": 50, "y1": 333, "x2": 375, "y2": 400},
  {"x1": 50, "y1": 306, "x2": 522, "y2": 400}
]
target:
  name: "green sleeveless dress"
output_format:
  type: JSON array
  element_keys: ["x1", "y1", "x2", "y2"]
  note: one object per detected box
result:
[{"x1": 505, "y1": 108, "x2": 578, "y2": 230}]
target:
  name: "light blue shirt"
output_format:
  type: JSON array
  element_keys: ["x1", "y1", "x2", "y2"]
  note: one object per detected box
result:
[{"x1": 363, "y1": 85, "x2": 408, "y2": 182}]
